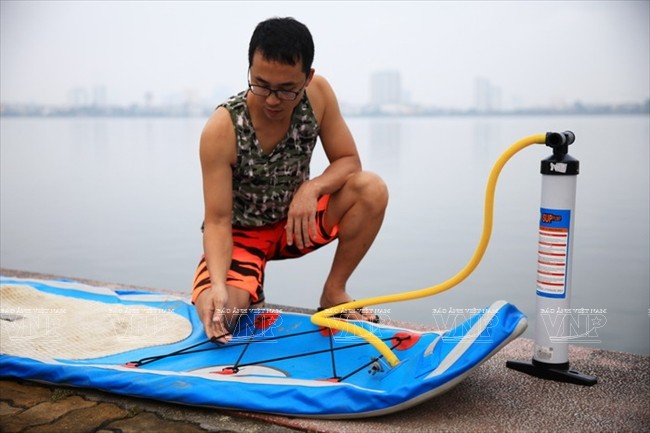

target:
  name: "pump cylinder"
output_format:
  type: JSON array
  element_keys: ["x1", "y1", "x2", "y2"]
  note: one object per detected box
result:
[{"x1": 534, "y1": 174, "x2": 577, "y2": 366}]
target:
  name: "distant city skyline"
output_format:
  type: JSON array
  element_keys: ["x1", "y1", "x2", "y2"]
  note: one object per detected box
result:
[
  {"x1": 3, "y1": 70, "x2": 648, "y2": 116},
  {"x1": 3, "y1": 66, "x2": 645, "y2": 114}
]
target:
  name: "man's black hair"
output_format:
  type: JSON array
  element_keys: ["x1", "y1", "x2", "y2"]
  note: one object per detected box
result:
[{"x1": 248, "y1": 17, "x2": 314, "y2": 75}]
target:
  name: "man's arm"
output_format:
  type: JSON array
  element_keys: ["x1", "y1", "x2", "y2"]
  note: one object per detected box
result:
[
  {"x1": 194, "y1": 107, "x2": 237, "y2": 342},
  {"x1": 286, "y1": 75, "x2": 362, "y2": 248}
]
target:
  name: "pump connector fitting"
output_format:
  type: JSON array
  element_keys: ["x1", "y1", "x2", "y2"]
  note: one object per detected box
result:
[
  {"x1": 546, "y1": 131, "x2": 575, "y2": 148},
  {"x1": 545, "y1": 131, "x2": 575, "y2": 158},
  {"x1": 541, "y1": 131, "x2": 579, "y2": 176}
]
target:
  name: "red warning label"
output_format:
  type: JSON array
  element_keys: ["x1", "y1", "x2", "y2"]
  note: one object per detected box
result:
[{"x1": 536, "y1": 208, "x2": 571, "y2": 298}]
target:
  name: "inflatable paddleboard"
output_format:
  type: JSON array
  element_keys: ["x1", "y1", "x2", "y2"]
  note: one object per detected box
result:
[{"x1": 0, "y1": 276, "x2": 526, "y2": 418}]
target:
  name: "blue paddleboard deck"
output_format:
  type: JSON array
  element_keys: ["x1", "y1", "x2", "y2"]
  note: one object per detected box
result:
[{"x1": 0, "y1": 276, "x2": 527, "y2": 418}]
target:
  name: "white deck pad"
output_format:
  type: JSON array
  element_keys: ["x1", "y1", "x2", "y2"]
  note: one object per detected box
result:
[{"x1": 0, "y1": 284, "x2": 192, "y2": 360}]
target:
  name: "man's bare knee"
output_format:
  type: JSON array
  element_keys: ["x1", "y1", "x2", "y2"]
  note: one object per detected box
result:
[{"x1": 349, "y1": 171, "x2": 389, "y2": 211}]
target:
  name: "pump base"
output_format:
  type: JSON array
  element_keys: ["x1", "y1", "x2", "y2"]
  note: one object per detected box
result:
[{"x1": 506, "y1": 359, "x2": 597, "y2": 386}]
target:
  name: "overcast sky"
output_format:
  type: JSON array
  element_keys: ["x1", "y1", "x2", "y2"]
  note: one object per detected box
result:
[{"x1": 1, "y1": 1, "x2": 648, "y2": 110}]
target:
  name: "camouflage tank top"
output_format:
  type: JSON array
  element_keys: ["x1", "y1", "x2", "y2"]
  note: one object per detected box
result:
[{"x1": 220, "y1": 91, "x2": 320, "y2": 227}]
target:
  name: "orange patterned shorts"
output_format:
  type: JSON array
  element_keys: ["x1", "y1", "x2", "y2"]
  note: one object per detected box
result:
[{"x1": 191, "y1": 195, "x2": 338, "y2": 304}]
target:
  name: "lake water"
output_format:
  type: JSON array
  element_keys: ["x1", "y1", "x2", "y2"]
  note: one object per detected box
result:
[{"x1": 1, "y1": 114, "x2": 648, "y2": 355}]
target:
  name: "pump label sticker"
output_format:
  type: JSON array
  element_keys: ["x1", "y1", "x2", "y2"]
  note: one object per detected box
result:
[{"x1": 537, "y1": 208, "x2": 571, "y2": 298}]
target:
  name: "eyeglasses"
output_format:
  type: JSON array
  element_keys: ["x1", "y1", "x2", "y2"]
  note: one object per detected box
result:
[{"x1": 247, "y1": 77, "x2": 307, "y2": 101}]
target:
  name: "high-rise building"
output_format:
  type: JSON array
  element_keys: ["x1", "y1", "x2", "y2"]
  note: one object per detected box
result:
[
  {"x1": 68, "y1": 87, "x2": 89, "y2": 107},
  {"x1": 371, "y1": 70, "x2": 402, "y2": 106},
  {"x1": 92, "y1": 85, "x2": 107, "y2": 108},
  {"x1": 475, "y1": 77, "x2": 501, "y2": 113}
]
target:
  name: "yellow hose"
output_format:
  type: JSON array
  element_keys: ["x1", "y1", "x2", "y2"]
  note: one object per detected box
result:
[{"x1": 311, "y1": 133, "x2": 548, "y2": 366}]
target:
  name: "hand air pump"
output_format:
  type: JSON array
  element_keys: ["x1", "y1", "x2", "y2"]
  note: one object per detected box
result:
[{"x1": 507, "y1": 131, "x2": 597, "y2": 386}]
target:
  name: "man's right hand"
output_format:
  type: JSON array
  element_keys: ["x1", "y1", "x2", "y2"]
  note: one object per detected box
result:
[{"x1": 194, "y1": 286, "x2": 233, "y2": 343}]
